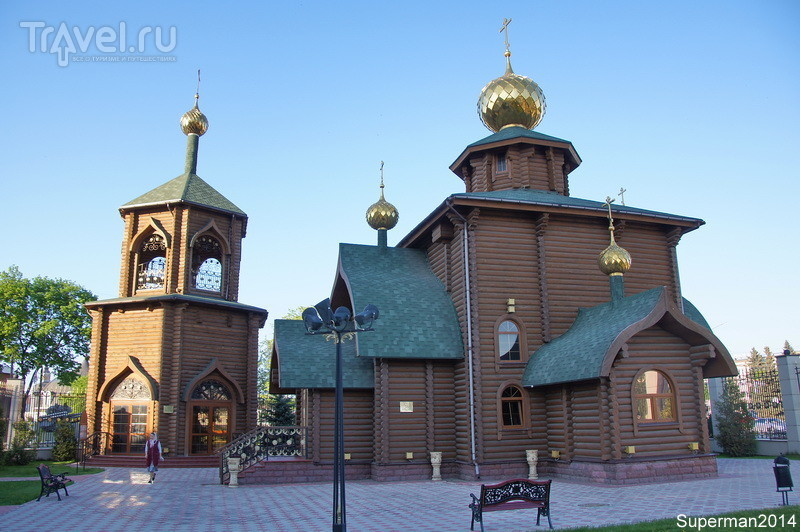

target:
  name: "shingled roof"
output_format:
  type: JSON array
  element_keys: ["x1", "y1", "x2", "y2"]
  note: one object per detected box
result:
[
  {"x1": 121, "y1": 172, "x2": 245, "y2": 216},
  {"x1": 452, "y1": 189, "x2": 704, "y2": 225},
  {"x1": 336, "y1": 243, "x2": 463, "y2": 360},
  {"x1": 272, "y1": 319, "x2": 374, "y2": 389},
  {"x1": 522, "y1": 287, "x2": 735, "y2": 387}
]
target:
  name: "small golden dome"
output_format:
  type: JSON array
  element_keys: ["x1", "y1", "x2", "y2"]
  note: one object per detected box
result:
[
  {"x1": 478, "y1": 52, "x2": 546, "y2": 132},
  {"x1": 180, "y1": 100, "x2": 208, "y2": 136},
  {"x1": 598, "y1": 235, "x2": 632, "y2": 276},
  {"x1": 366, "y1": 188, "x2": 399, "y2": 231}
]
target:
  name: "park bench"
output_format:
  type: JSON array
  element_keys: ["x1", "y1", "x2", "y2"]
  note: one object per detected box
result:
[
  {"x1": 469, "y1": 478, "x2": 552, "y2": 531},
  {"x1": 37, "y1": 464, "x2": 71, "y2": 502}
]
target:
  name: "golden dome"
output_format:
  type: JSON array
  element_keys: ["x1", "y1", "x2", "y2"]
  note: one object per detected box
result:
[
  {"x1": 366, "y1": 188, "x2": 399, "y2": 231},
  {"x1": 180, "y1": 99, "x2": 208, "y2": 136},
  {"x1": 598, "y1": 234, "x2": 632, "y2": 276},
  {"x1": 478, "y1": 52, "x2": 546, "y2": 132}
]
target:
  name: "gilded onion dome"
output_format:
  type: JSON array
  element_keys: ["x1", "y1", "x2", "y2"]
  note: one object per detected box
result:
[
  {"x1": 598, "y1": 197, "x2": 632, "y2": 276},
  {"x1": 598, "y1": 234, "x2": 632, "y2": 276},
  {"x1": 366, "y1": 164, "x2": 399, "y2": 231},
  {"x1": 180, "y1": 95, "x2": 208, "y2": 136},
  {"x1": 478, "y1": 50, "x2": 546, "y2": 132}
]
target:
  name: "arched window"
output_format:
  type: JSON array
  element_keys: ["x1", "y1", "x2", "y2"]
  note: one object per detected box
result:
[
  {"x1": 189, "y1": 379, "x2": 232, "y2": 454},
  {"x1": 500, "y1": 386, "x2": 524, "y2": 428},
  {"x1": 137, "y1": 234, "x2": 167, "y2": 290},
  {"x1": 498, "y1": 320, "x2": 521, "y2": 361},
  {"x1": 192, "y1": 235, "x2": 223, "y2": 292},
  {"x1": 633, "y1": 370, "x2": 676, "y2": 423}
]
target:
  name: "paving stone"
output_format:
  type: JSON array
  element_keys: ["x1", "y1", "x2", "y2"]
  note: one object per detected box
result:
[{"x1": 0, "y1": 459, "x2": 792, "y2": 531}]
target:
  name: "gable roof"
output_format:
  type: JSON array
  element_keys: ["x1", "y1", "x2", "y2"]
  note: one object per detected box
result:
[
  {"x1": 522, "y1": 287, "x2": 735, "y2": 387},
  {"x1": 120, "y1": 172, "x2": 246, "y2": 216},
  {"x1": 272, "y1": 319, "x2": 374, "y2": 389},
  {"x1": 336, "y1": 244, "x2": 463, "y2": 359}
]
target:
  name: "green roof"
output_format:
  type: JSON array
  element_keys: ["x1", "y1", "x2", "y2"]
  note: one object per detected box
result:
[
  {"x1": 273, "y1": 319, "x2": 374, "y2": 389},
  {"x1": 453, "y1": 189, "x2": 704, "y2": 225},
  {"x1": 337, "y1": 244, "x2": 463, "y2": 359},
  {"x1": 522, "y1": 287, "x2": 724, "y2": 387},
  {"x1": 467, "y1": 126, "x2": 572, "y2": 149},
  {"x1": 85, "y1": 293, "x2": 267, "y2": 317},
  {"x1": 121, "y1": 172, "x2": 246, "y2": 216}
]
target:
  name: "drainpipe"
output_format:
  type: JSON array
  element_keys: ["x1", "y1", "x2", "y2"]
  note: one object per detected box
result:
[{"x1": 445, "y1": 199, "x2": 479, "y2": 478}]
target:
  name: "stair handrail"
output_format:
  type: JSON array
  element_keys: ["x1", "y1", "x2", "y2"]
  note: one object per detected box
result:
[
  {"x1": 218, "y1": 425, "x2": 307, "y2": 484},
  {"x1": 76, "y1": 431, "x2": 112, "y2": 472}
]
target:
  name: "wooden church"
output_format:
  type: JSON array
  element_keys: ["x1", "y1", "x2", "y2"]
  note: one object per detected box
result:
[
  {"x1": 269, "y1": 39, "x2": 737, "y2": 484},
  {"x1": 84, "y1": 93, "x2": 267, "y2": 458}
]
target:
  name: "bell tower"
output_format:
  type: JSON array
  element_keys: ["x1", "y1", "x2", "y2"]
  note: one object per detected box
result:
[{"x1": 85, "y1": 81, "x2": 267, "y2": 458}]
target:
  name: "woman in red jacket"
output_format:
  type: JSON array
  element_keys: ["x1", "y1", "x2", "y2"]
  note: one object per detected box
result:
[{"x1": 145, "y1": 432, "x2": 162, "y2": 483}]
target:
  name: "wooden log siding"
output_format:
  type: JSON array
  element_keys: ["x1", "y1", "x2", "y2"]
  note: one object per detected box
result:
[
  {"x1": 570, "y1": 384, "x2": 603, "y2": 459},
  {"x1": 313, "y1": 390, "x2": 375, "y2": 462},
  {"x1": 544, "y1": 216, "x2": 677, "y2": 338},
  {"x1": 385, "y1": 360, "x2": 430, "y2": 462},
  {"x1": 432, "y1": 363, "x2": 457, "y2": 460},
  {"x1": 612, "y1": 327, "x2": 701, "y2": 456},
  {"x1": 544, "y1": 390, "x2": 567, "y2": 456},
  {"x1": 443, "y1": 214, "x2": 474, "y2": 464}
]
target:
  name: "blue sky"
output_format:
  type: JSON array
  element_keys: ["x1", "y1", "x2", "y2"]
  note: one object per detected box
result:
[{"x1": 1, "y1": 1, "x2": 797, "y2": 357}]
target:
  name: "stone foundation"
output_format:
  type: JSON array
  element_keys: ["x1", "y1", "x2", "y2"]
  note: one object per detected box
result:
[
  {"x1": 538, "y1": 454, "x2": 718, "y2": 485},
  {"x1": 236, "y1": 455, "x2": 718, "y2": 485}
]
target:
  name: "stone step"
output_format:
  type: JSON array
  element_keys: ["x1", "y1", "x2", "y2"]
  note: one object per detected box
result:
[{"x1": 85, "y1": 455, "x2": 219, "y2": 468}]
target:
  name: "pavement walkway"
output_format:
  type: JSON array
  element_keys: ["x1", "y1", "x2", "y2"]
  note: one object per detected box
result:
[{"x1": 0, "y1": 458, "x2": 793, "y2": 531}]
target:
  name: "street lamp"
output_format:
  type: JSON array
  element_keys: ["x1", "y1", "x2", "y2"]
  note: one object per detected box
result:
[{"x1": 302, "y1": 299, "x2": 379, "y2": 532}]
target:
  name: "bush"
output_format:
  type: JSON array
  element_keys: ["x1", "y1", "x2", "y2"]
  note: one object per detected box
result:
[
  {"x1": 2, "y1": 421, "x2": 36, "y2": 465},
  {"x1": 52, "y1": 420, "x2": 77, "y2": 462},
  {"x1": 715, "y1": 378, "x2": 757, "y2": 456}
]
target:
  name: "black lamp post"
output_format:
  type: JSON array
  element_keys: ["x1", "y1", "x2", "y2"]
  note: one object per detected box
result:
[{"x1": 302, "y1": 299, "x2": 379, "y2": 532}]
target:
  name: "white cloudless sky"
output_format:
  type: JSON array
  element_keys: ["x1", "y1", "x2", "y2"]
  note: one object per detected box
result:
[{"x1": 1, "y1": 0, "x2": 797, "y2": 357}]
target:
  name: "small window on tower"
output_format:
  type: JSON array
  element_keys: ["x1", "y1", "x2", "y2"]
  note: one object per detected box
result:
[
  {"x1": 496, "y1": 153, "x2": 507, "y2": 173},
  {"x1": 137, "y1": 234, "x2": 167, "y2": 290},
  {"x1": 192, "y1": 235, "x2": 223, "y2": 293}
]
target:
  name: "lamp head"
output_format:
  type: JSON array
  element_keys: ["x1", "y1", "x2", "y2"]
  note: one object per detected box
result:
[
  {"x1": 302, "y1": 307, "x2": 324, "y2": 333},
  {"x1": 354, "y1": 304, "x2": 380, "y2": 329},
  {"x1": 332, "y1": 307, "x2": 352, "y2": 331}
]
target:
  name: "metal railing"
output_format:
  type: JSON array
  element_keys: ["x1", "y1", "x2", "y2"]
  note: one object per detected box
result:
[
  {"x1": 218, "y1": 425, "x2": 307, "y2": 484},
  {"x1": 76, "y1": 431, "x2": 112, "y2": 471}
]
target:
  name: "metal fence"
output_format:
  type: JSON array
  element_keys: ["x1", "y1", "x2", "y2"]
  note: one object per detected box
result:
[
  {"x1": 1, "y1": 386, "x2": 86, "y2": 449},
  {"x1": 722, "y1": 367, "x2": 786, "y2": 440}
]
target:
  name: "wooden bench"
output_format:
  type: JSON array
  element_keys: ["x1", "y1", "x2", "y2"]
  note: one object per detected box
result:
[
  {"x1": 37, "y1": 464, "x2": 71, "y2": 502},
  {"x1": 469, "y1": 478, "x2": 552, "y2": 531}
]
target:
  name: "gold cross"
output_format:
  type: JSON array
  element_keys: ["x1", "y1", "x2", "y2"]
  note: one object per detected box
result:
[
  {"x1": 500, "y1": 18, "x2": 512, "y2": 52},
  {"x1": 195, "y1": 69, "x2": 201, "y2": 103},
  {"x1": 618, "y1": 187, "x2": 627, "y2": 206},
  {"x1": 380, "y1": 161, "x2": 385, "y2": 188},
  {"x1": 604, "y1": 196, "x2": 616, "y2": 230}
]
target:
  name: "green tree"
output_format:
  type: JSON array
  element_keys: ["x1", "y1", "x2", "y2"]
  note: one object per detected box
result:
[
  {"x1": 763, "y1": 346, "x2": 776, "y2": 370},
  {"x1": 0, "y1": 266, "x2": 96, "y2": 419},
  {"x1": 52, "y1": 419, "x2": 78, "y2": 461},
  {"x1": 70, "y1": 375, "x2": 88, "y2": 395},
  {"x1": 715, "y1": 378, "x2": 757, "y2": 457},
  {"x1": 3, "y1": 420, "x2": 36, "y2": 465},
  {"x1": 745, "y1": 347, "x2": 765, "y2": 372},
  {"x1": 264, "y1": 394, "x2": 296, "y2": 426}
]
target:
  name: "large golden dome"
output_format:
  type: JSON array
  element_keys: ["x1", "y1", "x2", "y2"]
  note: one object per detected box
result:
[
  {"x1": 478, "y1": 51, "x2": 546, "y2": 132},
  {"x1": 366, "y1": 188, "x2": 399, "y2": 231},
  {"x1": 598, "y1": 234, "x2": 632, "y2": 276},
  {"x1": 180, "y1": 99, "x2": 208, "y2": 136}
]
